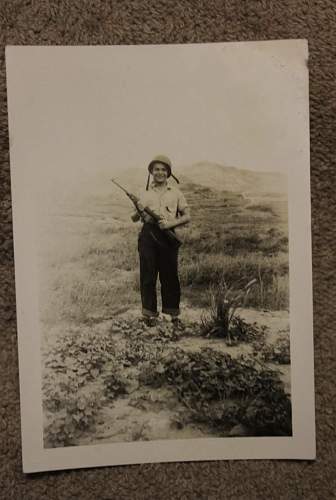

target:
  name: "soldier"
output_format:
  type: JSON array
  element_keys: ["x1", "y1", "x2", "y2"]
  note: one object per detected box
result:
[{"x1": 131, "y1": 155, "x2": 191, "y2": 327}]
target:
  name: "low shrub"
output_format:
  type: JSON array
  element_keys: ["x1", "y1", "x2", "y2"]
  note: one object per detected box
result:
[
  {"x1": 253, "y1": 331, "x2": 290, "y2": 364},
  {"x1": 139, "y1": 347, "x2": 292, "y2": 436},
  {"x1": 201, "y1": 314, "x2": 267, "y2": 346},
  {"x1": 199, "y1": 278, "x2": 258, "y2": 343},
  {"x1": 42, "y1": 330, "x2": 127, "y2": 447},
  {"x1": 44, "y1": 376, "x2": 103, "y2": 447}
]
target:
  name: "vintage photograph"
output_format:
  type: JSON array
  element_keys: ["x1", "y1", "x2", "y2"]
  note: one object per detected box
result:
[
  {"x1": 40, "y1": 157, "x2": 291, "y2": 447},
  {"x1": 6, "y1": 41, "x2": 315, "y2": 471}
]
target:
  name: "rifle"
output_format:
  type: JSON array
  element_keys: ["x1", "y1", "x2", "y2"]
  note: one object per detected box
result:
[{"x1": 111, "y1": 179, "x2": 182, "y2": 248}]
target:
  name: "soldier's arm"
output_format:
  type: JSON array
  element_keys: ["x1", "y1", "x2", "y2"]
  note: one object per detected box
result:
[
  {"x1": 131, "y1": 202, "x2": 153, "y2": 223},
  {"x1": 159, "y1": 207, "x2": 191, "y2": 230},
  {"x1": 171, "y1": 207, "x2": 191, "y2": 228},
  {"x1": 169, "y1": 190, "x2": 191, "y2": 228}
]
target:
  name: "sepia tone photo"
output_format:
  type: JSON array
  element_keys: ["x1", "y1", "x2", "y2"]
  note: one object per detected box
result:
[
  {"x1": 40, "y1": 157, "x2": 291, "y2": 447},
  {"x1": 6, "y1": 41, "x2": 314, "y2": 472}
]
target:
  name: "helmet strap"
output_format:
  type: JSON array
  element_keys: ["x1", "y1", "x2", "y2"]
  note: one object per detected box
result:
[
  {"x1": 171, "y1": 173, "x2": 180, "y2": 184},
  {"x1": 146, "y1": 172, "x2": 151, "y2": 191}
]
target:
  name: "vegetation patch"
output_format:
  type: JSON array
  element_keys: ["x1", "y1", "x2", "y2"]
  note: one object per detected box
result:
[
  {"x1": 43, "y1": 376, "x2": 104, "y2": 448},
  {"x1": 43, "y1": 330, "x2": 127, "y2": 447},
  {"x1": 253, "y1": 331, "x2": 290, "y2": 365},
  {"x1": 199, "y1": 278, "x2": 265, "y2": 344},
  {"x1": 245, "y1": 203, "x2": 276, "y2": 216},
  {"x1": 139, "y1": 347, "x2": 292, "y2": 436},
  {"x1": 119, "y1": 337, "x2": 166, "y2": 367},
  {"x1": 201, "y1": 314, "x2": 267, "y2": 346},
  {"x1": 180, "y1": 253, "x2": 289, "y2": 310},
  {"x1": 40, "y1": 178, "x2": 291, "y2": 444}
]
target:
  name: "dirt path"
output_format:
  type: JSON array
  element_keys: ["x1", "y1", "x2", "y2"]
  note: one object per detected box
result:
[{"x1": 80, "y1": 386, "x2": 211, "y2": 445}]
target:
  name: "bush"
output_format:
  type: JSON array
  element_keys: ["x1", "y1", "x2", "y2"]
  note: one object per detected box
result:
[
  {"x1": 44, "y1": 379, "x2": 103, "y2": 447},
  {"x1": 199, "y1": 278, "x2": 258, "y2": 342},
  {"x1": 201, "y1": 314, "x2": 267, "y2": 346},
  {"x1": 139, "y1": 347, "x2": 292, "y2": 436},
  {"x1": 253, "y1": 331, "x2": 290, "y2": 364}
]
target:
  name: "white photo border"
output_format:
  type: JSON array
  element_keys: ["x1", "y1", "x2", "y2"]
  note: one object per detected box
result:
[{"x1": 6, "y1": 40, "x2": 315, "y2": 473}]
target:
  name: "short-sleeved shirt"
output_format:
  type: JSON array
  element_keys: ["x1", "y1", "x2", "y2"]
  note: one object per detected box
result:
[{"x1": 139, "y1": 182, "x2": 188, "y2": 221}]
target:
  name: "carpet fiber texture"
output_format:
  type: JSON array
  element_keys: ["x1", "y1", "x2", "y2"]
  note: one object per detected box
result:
[{"x1": 0, "y1": 1, "x2": 335, "y2": 499}]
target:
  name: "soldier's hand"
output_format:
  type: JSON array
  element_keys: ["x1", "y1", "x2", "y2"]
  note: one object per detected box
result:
[
  {"x1": 158, "y1": 219, "x2": 173, "y2": 230},
  {"x1": 142, "y1": 213, "x2": 153, "y2": 223},
  {"x1": 136, "y1": 202, "x2": 145, "y2": 212},
  {"x1": 136, "y1": 202, "x2": 151, "y2": 222}
]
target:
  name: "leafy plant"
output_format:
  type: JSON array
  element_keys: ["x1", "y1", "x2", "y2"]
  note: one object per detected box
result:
[
  {"x1": 200, "y1": 278, "x2": 257, "y2": 344},
  {"x1": 139, "y1": 347, "x2": 292, "y2": 436},
  {"x1": 119, "y1": 337, "x2": 165, "y2": 366},
  {"x1": 43, "y1": 330, "x2": 117, "y2": 378},
  {"x1": 253, "y1": 331, "x2": 290, "y2": 364},
  {"x1": 44, "y1": 380, "x2": 104, "y2": 447},
  {"x1": 42, "y1": 330, "x2": 125, "y2": 447},
  {"x1": 102, "y1": 371, "x2": 128, "y2": 400},
  {"x1": 229, "y1": 316, "x2": 267, "y2": 343}
]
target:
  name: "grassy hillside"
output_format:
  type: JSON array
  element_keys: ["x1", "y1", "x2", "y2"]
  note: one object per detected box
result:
[
  {"x1": 178, "y1": 180, "x2": 288, "y2": 309},
  {"x1": 38, "y1": 170, "x2": 289, "y2": 329},
  {"x1": 40, "y1": 168, "x2": 291, "y2": 445}
]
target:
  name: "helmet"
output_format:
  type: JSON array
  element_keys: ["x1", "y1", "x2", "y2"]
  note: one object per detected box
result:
[
  {"x1": 148, "y1": 155, "x2": 172, "y2": 177},
  {"x1": 146, "y1": 155, "x2": 179, "y2": 190}
]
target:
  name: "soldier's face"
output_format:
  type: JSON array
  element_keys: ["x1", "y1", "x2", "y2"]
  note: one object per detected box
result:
[{"x1": 152, "y1": 163, "x2": 168, "y2": 184}]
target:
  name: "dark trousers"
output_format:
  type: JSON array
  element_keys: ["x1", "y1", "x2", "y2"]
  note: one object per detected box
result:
[{"x1": 138, "y1": 224, "x2": 180, "y2": 317}]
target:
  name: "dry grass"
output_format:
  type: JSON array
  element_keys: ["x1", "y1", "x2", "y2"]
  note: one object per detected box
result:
[
  {"x1": 179, "y1": 253, "x2": 289, "y2": 310},
  {"x1": 39, "y1": 219, "x2": 140, "y2": 325},
  {"x1": 39, "y1": 184, "x2": 289, "y2": 329}
]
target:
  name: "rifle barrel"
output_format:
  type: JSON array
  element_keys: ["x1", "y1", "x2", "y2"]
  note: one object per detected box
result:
[{"x1": 111, "y1": 179, "x2": 130, "y2": 195}]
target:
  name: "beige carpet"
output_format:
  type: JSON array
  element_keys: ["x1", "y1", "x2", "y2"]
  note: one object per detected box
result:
[{"x1": 0, "y1": 1, "x2": 335, "y2": 498}]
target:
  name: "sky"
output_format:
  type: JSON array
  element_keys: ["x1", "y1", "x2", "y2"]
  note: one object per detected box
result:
[{"x1": 7, "y1": 41, "x2": 309, "y2": 201}]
